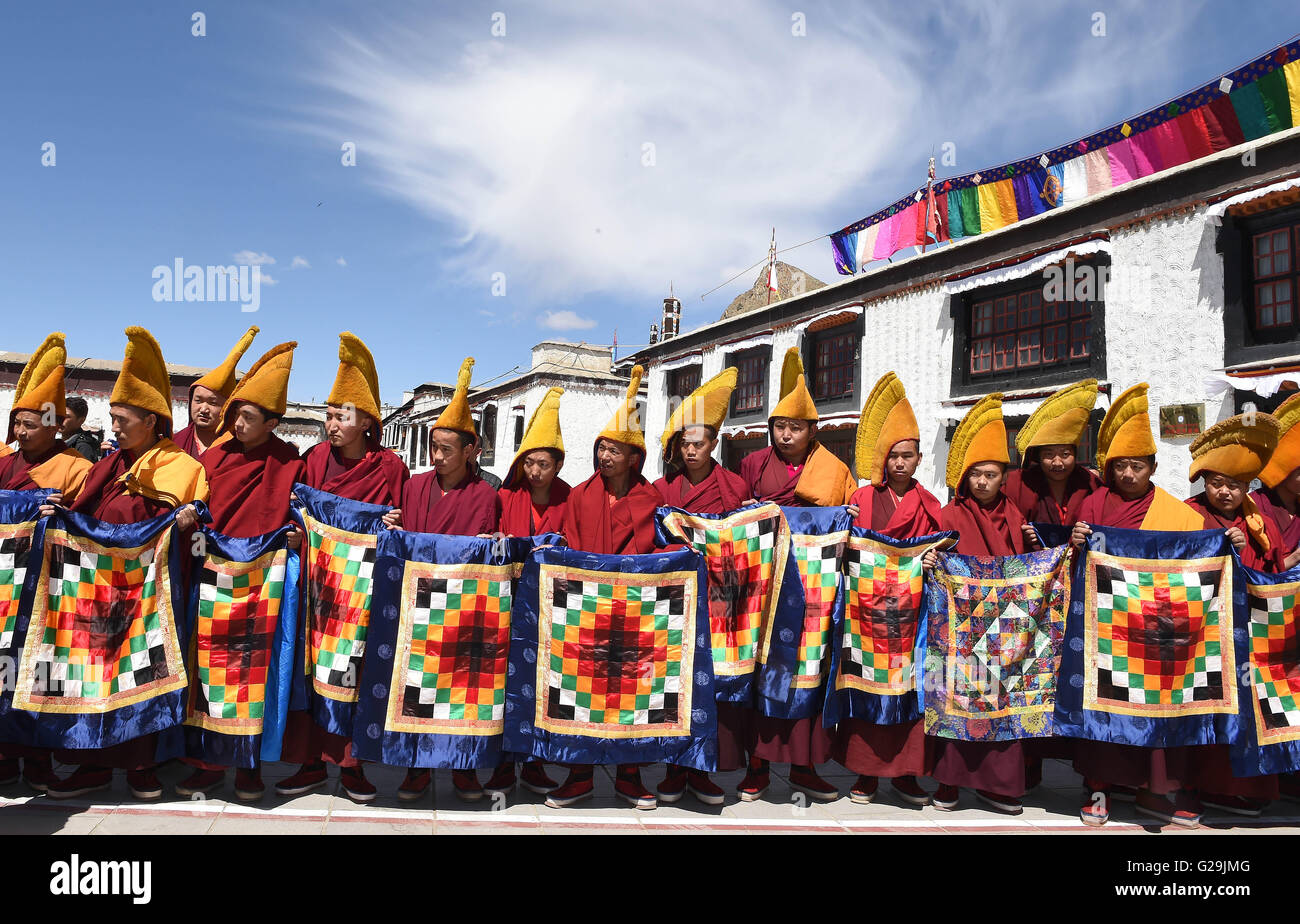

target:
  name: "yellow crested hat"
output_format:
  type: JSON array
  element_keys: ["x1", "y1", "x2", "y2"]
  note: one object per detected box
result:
[
  {"x1": 1017, "y1": 379, "x2": 1098, "y2": 455},
  {"x1": 770, "y1": 347, "x2": 818, "y2": 422},
  {"x1": 596, "y1": 364, "x2": 645, "y2": 453},
  {"x1": 1260, "y1": 392, "x2": 1300, "y2": 489},
  {"x1": 10, "y1": 333, "x2": 68, "y2": 439},
  {"x1": 1096, "y1": 383, "x2": 1158, "y2": 476},
  {"x1": 110, "y1": 326, "x2": 173, "y2": 434},
  {"x1": 661, "y1": 367, "x2": 736, "y2": 462},
  {"x1": 945, "y1": 393, "x2": 1009, "y2": 490},
  {"x1": 432, "y1": 357, "x2": 477, "y2": 439},
  {"x1": 855, "y1": 371, "x2": 919, "y2": 482},
  {"x1": 1189, "y1": 412, "x2": 1279, "y2": 484},
  {"x1": 327, "y1": 332, "x2": 382, "y2": 426},
  {"x1": 505, "y1": 386, "x2": 565, "y2": 488},
  {"x1": 193, "y1": 325, "x2": 259, "y2": 399},
  {"x1": 221, "y1": 342, "x2": 296, "y2": 426}
]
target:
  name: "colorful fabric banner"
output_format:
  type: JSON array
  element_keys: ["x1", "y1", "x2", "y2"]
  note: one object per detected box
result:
[
  {"x1": 0, "y1": 504, "x2": 189, "y2": 750},
  {"x1": 352, "y1": 530, "x2": 541, "y2": 770},
  {"x1": 1054, "y1": 526, "x2": 1241, "y2": 748},
  {"x1": 756, "y1": 506, "x2": 852, "y2": 720},
  {"x1": 291, "y1": 483, "x2": 386, "y2": 738},
  {"x1": 831, "y1": 38, "x2": 1300, "y2": 272},
  {"x1": 655, "y1": 503, "x2": 790, "y2": 703},
  {"x1": 182, "y1": 524, "x2": 300, "y2": 767},
  {"x1": 823, "y1": 528, "x2": 956, "y2": 726},
  {"x1": 1231, "y1": 562, "x2": 1300, "y2": 776},
  {"x1": 0, "y1": 490, "x2": 49, "y2": 667},
  {"x1": 503, "y1": 545, "x2": 717, "y2": 770}
]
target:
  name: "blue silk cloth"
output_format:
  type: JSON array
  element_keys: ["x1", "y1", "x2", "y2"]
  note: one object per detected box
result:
[
  {"x1": 503, "y1": 545, "x2": 718, "y2": 770},
  {"x1": 181, "y1": 523, "x2": 300, "y2": 768},
  {"x1": 352, "y1": 529, "x2": 541, "y2": 769},
  {"x1": 823, "y1": 528, "x2": 957, "y2": 727},
  {"x1": 1229, "y1": 558, "x2": 1300, "y2": 776}
]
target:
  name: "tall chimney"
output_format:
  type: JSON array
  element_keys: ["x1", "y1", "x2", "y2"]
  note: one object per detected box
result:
[{"x1": 662, "y1": 296, "x2": 681, "y2": 341}]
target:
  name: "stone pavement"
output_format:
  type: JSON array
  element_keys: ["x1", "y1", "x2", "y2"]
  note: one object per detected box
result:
[{"x1": 3, "y1": 758, "x2": 1298, "y2": 834}]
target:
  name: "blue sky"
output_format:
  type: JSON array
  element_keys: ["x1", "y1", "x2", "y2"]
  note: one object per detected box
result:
[{"x1": 2, "y1": 1, "x2": 1296, "y2": 407}]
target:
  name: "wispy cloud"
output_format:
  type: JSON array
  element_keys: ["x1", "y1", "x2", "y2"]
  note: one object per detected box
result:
[
  {"x1": 336, "y1": 257, "x2": 347, "y2": 267},
  {"x1": 290, "y1": 255, "x2": 310, "y2": 269},
  {"x1": 233, "y1": 250, "x2": 276, "y2": 266},
  {"x1": 539, "y1": 309, "x2": 596, "y2": 331}
]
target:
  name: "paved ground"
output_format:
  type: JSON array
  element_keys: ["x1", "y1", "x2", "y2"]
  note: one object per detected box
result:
[{"x1": 3, "y1": 758, "x2": 1299, "y2": 834}]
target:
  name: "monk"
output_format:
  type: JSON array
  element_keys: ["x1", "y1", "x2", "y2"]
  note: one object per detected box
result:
[
  {"x1": 0, "y1": 334, "x2": 92, "y2": 793},
  {"x1": 1004, "y1": 379, "x2": 1103, "y2": 530},
  {"x1": 738, "y1": 348, "x2": 856, "y2": 804},
  {"x1": 546, "y1": 366, "x2": 667, "y2": 810},
  {"x1": 653, "y1": 368, "x2": 749, "y2": 806},
  {"x1": 44, "y1": 327, "x2": 207, "y2": 801},
  {"x1": 277, "y1": 332, "x2": 409, "y2": 804},
  {"x1": 174, "y1": 342, "x2": 305, "y2": 802},
  {"x1": 172, "y1": 326, "x2": 259, "y2": 459},
  {"x1": 1254, "y1": 391, "x2": 1300, "y2": 564},
  {"x1": 837, "y1": 372, "x2": 944, "y2": 808},
  {"x1": 382, "y1": 358, "x2": 504, "y2": 802}
]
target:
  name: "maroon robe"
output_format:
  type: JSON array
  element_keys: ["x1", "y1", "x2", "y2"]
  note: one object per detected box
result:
[
  {"x1": 0, "y1": 442, "x2": 65, "y2": 490},
  {"x1": 401, "y1": 470, "x2": 501, "y2": 536},
  {"x1": 300, "y1": 437, "x2": 408, "y2": 506},
  {"x1": 498, "y1": 479, "x2": 571, "y2": 537},
  {"x1": 70, "y1": 450, "x2": 173, "y2": 524},
  {"x1": 1076, "y1": 485, "x2": 1154, "y2": 528},
  {"x1": 741, "y1": 446, "x2": 803, "y2": 506},
  {"x1": 171, "y1": 423, "x2": 212, "y2": 460},
  {"x1": 1004, "y1": 465, "x2": 1102, "y2": 526},
  {"x1": 939, "y1": 492, "x2": 1029, "y2": 557},
  {"x1": 850, "y1": 481, "x2": 944, "y2": 537},
  {"x1": 1253, "y1": 488, "x2": 1300, "y2": 555},
  {"x1": 562, "y1": 472, "x2": 663, "y2": 555},
  {"x1": 202, "y1": 435, "x2": 305, "y2": 538},
  {"x1": 653, "y1": 463, "x2": 748, "y2": 515},
  {"x1": 1185, "y1": 493, "x2": 1288, "y2": 573}
]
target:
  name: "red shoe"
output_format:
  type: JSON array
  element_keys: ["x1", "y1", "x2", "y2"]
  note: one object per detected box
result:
[
  {"x1": 1200, "y1": 792, "x2": 1263, "y2": 817},
  {"x1": 545, "y1": 771, "x2": 594, "y2": 808},
  {"x1": 483, "y1": 762, "x2": 517, "y2": 796},
  {"x1": 452, "y1": 769, "x2": 484, "y2": 802},
  {"x1": 687, "y1": 770, "x2": 725, "y2": 806},
  {"x1": 932, "y1": 784, "x2": 960, "y2": 811},
  {"x1": 849, "y1": 775, "x2": 878, "y2": 804},
  {"x1": 234, "y1": 768, "x2": 265, "y2": 802},
  {"x1": 1080, "y1": 789, "x2": 1109, "y2": 827},
  {"x1": 975, "y1": 790, "x2": 1022, "y2": 815},
  {"x1": 1135, "y1": 789, "x2": 1201, "y2": 828},
  {"x1": 175, "y1": 768, "x2": 226, "y2": 797},
  {"x1": 22, "y1": 758, "x2": 58, "y2": 793},
  {"x1": 127, "y1": 768, "x2": 163, "y2": 801},
  {"x1": 275, "y1": 763, "x2": 328, "y2": 797},
  {"x1": 398, "y1": 769, "x2": 431, "y2": 802},
  {"x1": 891, "y1": 776, "x2": 932, "y2": 807},
  {"x1": 656, "y1": 766, "x2": 689, "y2": 804},
  {"x1": 0, "y1": 758, "x2": 18, "y2": 785},
  {"x1": 519, "y1": 761, "x2": 557, "y2": 795},
  {"x1": 614, "y1": 768, "x2": 657, "y2": 810},
  {"x1": 46, "y1": 766, "x2": 113, "y2": 800},
  {"x1": 737, "y1": 759, "x2": 770, "y2": 802},
  {"x1": 340, "y1": 767, "x2": 376, "y2": 803},
  {"x1": 789, "y1": 765, "x2": 837, "y2": 802}
]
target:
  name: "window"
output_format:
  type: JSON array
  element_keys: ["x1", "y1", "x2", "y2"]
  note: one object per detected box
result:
[
  {"x1": 723, "y1": 435, "x2": 765, "y2": 473},
  {"x1": 1251, "y1": 226, "x2": 1295, "y2": 330},
  {"x1": 418, "y1": 425, "x2": 427, "y2": 469},
  {"x1": 667, "y1": 365, "x2": 702, "y2": 402},
  {"x1": 726, "y1": 346, "x2": 770, "y2": 418},
  {"x1": 817, "y1": 428, "x2": 856, "y2": 474},
  {"x1": 1004, "y1": 410, "x2": 1102, "y2": 470},
  {"x1": 1222, "y1": 207, "x2": 1300, "y2": 366},
  {"x1": 480, "y1": 405, "x2": 497, "y2": 465},
  {"x1": 809, "y1": 327, "x2": 858, "y2": 401},
  {"x1": 513, "y1": 415, "x2": 524, "y2": 452}
]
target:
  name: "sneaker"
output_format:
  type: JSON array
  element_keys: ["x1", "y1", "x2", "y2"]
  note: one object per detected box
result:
[
  {"x1": 22, "y1": 759, "x2": 58, "y2": 793},
  {"x1": 483, "y1": 763, "x2": 517, "y2": 796},
  {"x1": 397, "y1": 769, "x2": 431, "y2": 802},
  {"x1": 544, "y1": 771, "x2": 594, "y2": 808},
  {"x1": 656, "y1": 767, "x2": 689, "y2": 804},
  {"x1": 737, "y1": 767, "x2": 770, "y2": 802},
  {"x1": 614, "y1": 769, "x2": 657, "y2": 810},
  {"x1": 127, "y1": 768, "x2": 163, "y2": 801},
  {"x1": 175, "y1": 768, "x2": 226, "y2": 798},
  {"x1": 275, "y1": 763, "x2": 328, "y2": 797},
  {"x1": 687, "y1": 771, "x2": 725, "y2": 806},
  {"x1": 0, "y1": 758, "x2": 18, "y2": 785},
  {"x1": 849, "y1": 775, "x2": 878, "y2": 805},
  {"x1": 891, "y1": 776, "x2": 932, "y2": 807},
  {"x1": 233, "y1": 769, "x2": 265, "y2": 802},
  {"x1": 932, "y1": 784, "x2": 960, "y2": 811},
  {"x1": 452, "y1": 770, "x2": 483, "y2": 802},
  {"x1": 1200, "y1": 792, "x2": 1264, "y2": 817},
  {"x1": 1080, "y1": 790, "x2": 1109, "y2": 827},
  {"x1": 519, "y1": 761, "x2": 557, "y2": 795},
  {"x1": 975, "y1": 790, "x2": 1022, "y2": 815},
  {"x1": 789, "y1": 766, "x2": 837, "y2": 802},
  {"x1": 341, "y1": 767, "x2": 377, "y2": 803},
  {"x1": 45, "y1": 766, "x2": 113, "y2": 800}
]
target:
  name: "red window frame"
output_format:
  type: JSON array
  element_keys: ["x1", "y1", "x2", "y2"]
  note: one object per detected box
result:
[
  {"x1": 810, "y1": 328, "x2": 857, "y2": 401},
  {"x1": 731, "y1": 350, "x2": 767, "y2": 414},
  {"x1": 968, "y1": 278, "x2": 1093, "y2": 378},
  {"x1": 668, "y1": 365, "x2": 702, "y2": 401},
  {"x1": 1251, "y1": 226, "x2": 1296, "y2": 331}
]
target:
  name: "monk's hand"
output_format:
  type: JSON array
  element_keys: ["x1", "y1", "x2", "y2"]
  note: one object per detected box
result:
[
  {"x1": 743, "y1": 498, "x2": 758, "y2": 507},
  {"x1": 382, "y1": 508, "x2": 402, "y2": 530},
  {"x1": 1022, "y1": 522, "x2": 1043, "y2": 550},
  {"x1": 38, "y1": 492, "x2": 65, "y2": 518},
  {"x1": 846, "y1": 503, "x2": 860, "y2": 519},
  {"x1": 1224, "y1": 526, "x2": 1247, "y2": 552},
  {"x1": 1070, "y1": 521, "x2": 1091, "y2": 548},
  {"x1": 922, "y1": 548, "x2": 939, "y2": 572},
  {"x1": 175, "y1": 504, "x2": 199, "y2": 531},
  {"x1": 285, "y1": 527, "x2": 302, "y2": 550}
]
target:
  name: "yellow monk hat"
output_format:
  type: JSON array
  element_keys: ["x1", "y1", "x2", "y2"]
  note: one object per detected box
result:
[
  {"x1": 596, "y1": 364, "x2": 645, "y2": 453},
  {"x1": 1096, "y1": 383, "x2": 1158, "y2": 475},
  {"x1": 10, "y1": 332, "x2": 68, "y2": 440},
  {"x1": 1188, "y1": 412, "x2": 1280, "y2": 484},
  {"x1": 661, "y1": 367, "x2": 736, "y2": 462},
  {"x1": 855, "y1": 371, "x2": 919, "y2": 483},
  {"x1": 192, "y1": 325, "x2": 259, "y2": 399},
  {"x1": 327, "y1": 332, "x2": 382, "y2": 425},
  {"x1": 770, "y1": 347, "x2": 819, "y2": 422},
  {"x1": 946, "y1": 393, "x2": 1009, "y2": 490},
  {"x1": 110, "y1": 326, "x2": 174, "y2": 434},
  {"x1": 506, "y1": 386, "x2": 565, "y2": 488},
  {"x1": 432, "y1": 357, "x2": 477, "y2": 440},
  {"x1": 221, "y1": 341, "x2": 296, "y2": 426},
  {"x1": 1260, "y1": 392, "x2": 1300, "y2": 488},
  {"x1": 1016, "y1": 379, "x2": 1098, "y2": 455}
]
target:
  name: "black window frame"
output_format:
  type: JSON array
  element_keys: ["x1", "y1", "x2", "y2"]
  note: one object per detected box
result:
[
  {"x1": 479, "y1": 404, "x2": 497, "y2": 465},
  {"x1": 802, "y1": 317, "x2": 865, "y2": 416},
  {"x1": 512, "y1": 415, "x2": 524, "y2": 452},
  {"x1": 1221, "y1": 204, "x2": 1300, "y2": 367},
  {"x1": 666, "y1": 364, "x2": 702, "y2": 403},
  {"x1": 725, "y1": 345, "x2": 772, "y2": 424}
]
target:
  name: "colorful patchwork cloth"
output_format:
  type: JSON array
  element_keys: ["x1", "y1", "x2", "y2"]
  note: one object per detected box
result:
[
  {"x1": 1231, "y1": 561, "x2": 1300, "y2": 776},
  {"x1": 291, "y1": 483, "x2": 386, "y2": 738},
  {"x1": 0, "y1": 505, "x2": 189, "y2": 750},
  {"x1": 754, "y1": 506, "x2": 852, "y2": 720},
  {"x1": 503, "y1": 545, "x2": 717, "y2": 770},
  {"x1": 353, "y1": 530, "x2": 542, "y2": 769},
  {"x1": 655, "y1": 503, "x2": 789, "y2": 702},
  {"x1": 0, "y1": 490, "x2": 49, "y2": 666},
  {"x1": 921, "y1": 544, "x2": 1071, "y2": 741},
  {"x1": 823, "y1": 528, "x2": 956, "y2": 727},
  {"x1": 182, "y1": 524, "x2": 300, "y2": 767},
  {"x1": 1055, "y1": 526, "x2": 1241, "y2": 748}
]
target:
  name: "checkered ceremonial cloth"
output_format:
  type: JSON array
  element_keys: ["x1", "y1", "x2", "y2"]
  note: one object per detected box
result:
[
  {"x1": 1244, "y1": 578, "x2": 1300, "y2": 748},
  {"x1": 771, "y1": 530, "x2": 848, "y2": 690},
  {"x1": 923, "y1": 544, "x2": 1071, "y2": 741},
  {"x1": 0, "y1": 512, "x2": 40, "y2": 657},
  {"x1": 658, "y1": 504, "x2": 788, "y2": 678},
  {"x1": 301, "y1": 511, "x2": 376, "y2": 703}
]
